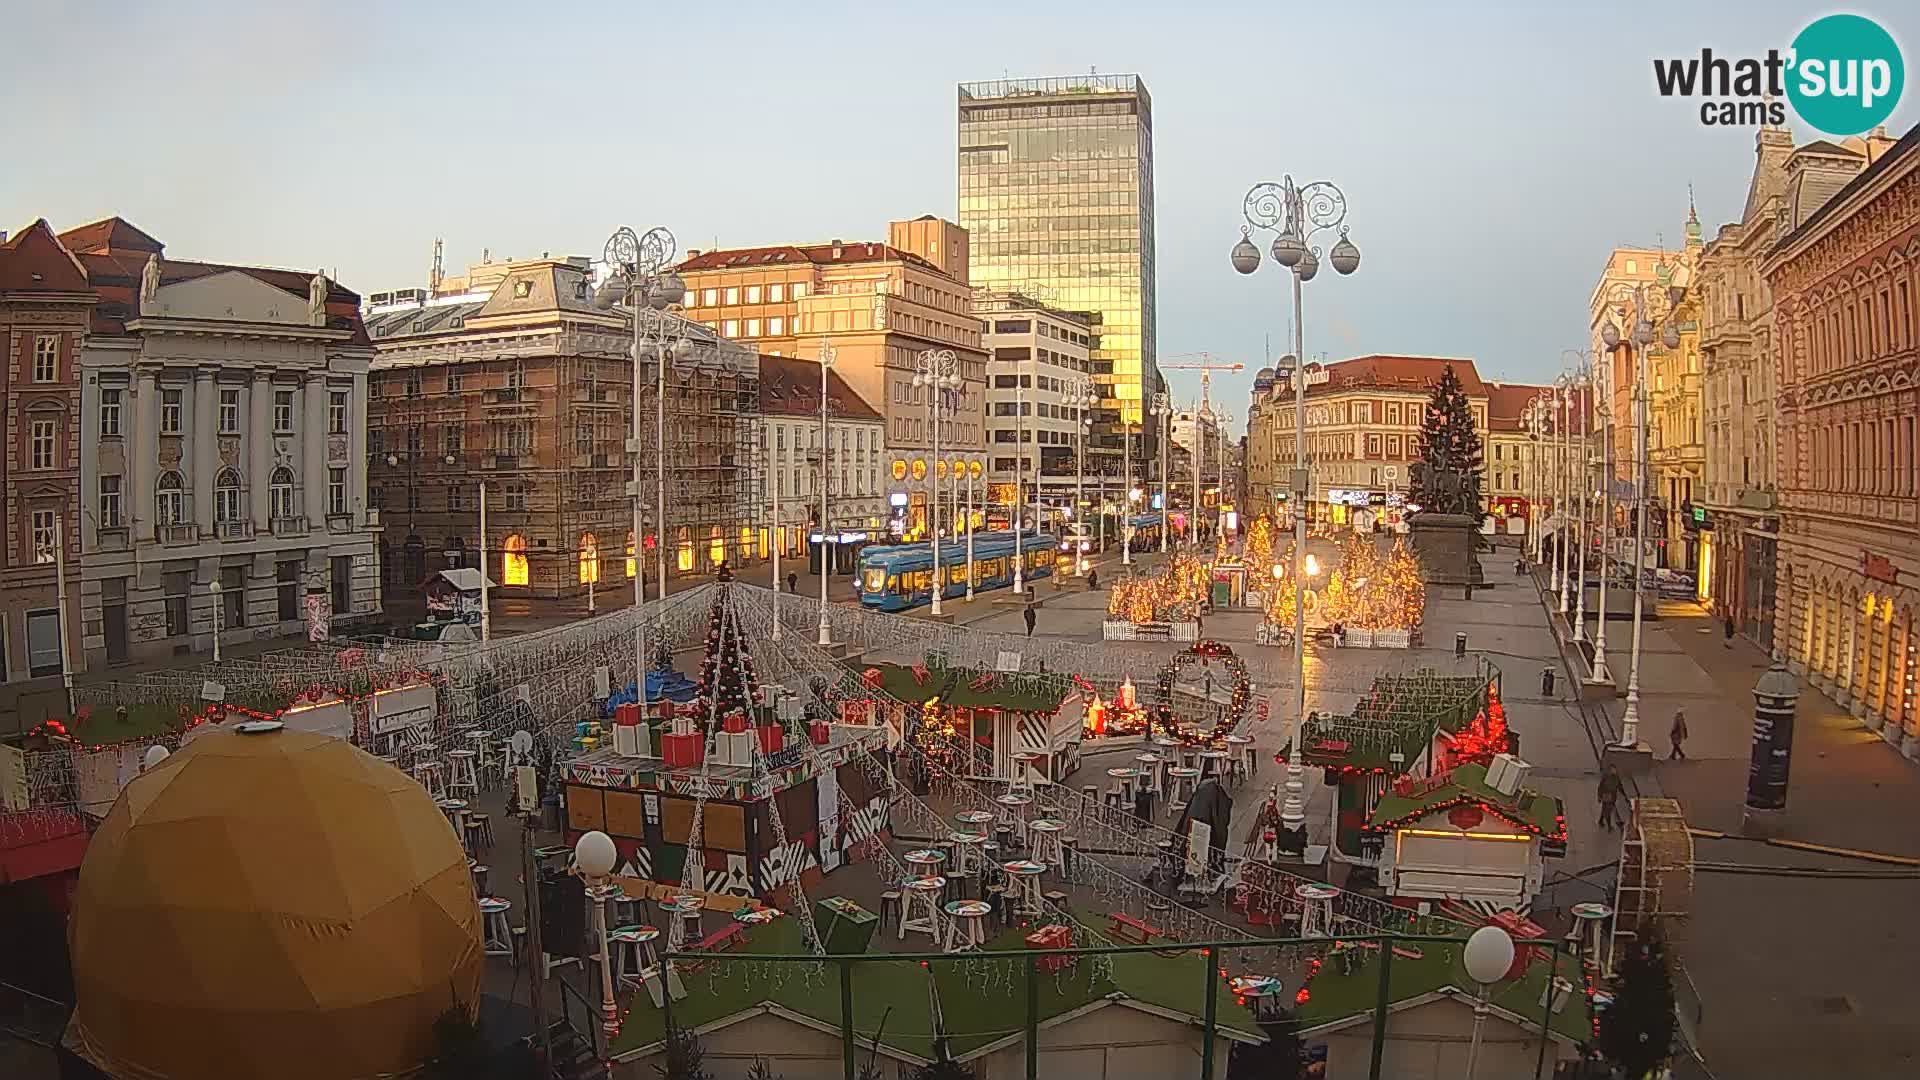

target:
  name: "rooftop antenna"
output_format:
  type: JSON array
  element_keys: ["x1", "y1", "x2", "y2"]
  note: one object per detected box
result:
[{"x1": 429, "y1": 238, "x2": 444, "y2": 294}]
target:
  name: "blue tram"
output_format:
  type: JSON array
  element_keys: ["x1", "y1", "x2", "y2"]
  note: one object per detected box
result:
[{"x1": 856, "y1": 531, "x2": 1056, "y2": 610}]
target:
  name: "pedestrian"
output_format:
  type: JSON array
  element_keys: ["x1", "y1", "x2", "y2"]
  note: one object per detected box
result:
[
  {"x1": 1087, "y1": 568, "x2": 1099, "y2": 590},
  {"x1": 1023, "y1": 605, "x2": 1037, "y2": 637},
  {"x1": 1723, "y1": 612, "x2": 1736, "y2": 649},
  {"x1": 1669, "y1": 708, "x2": 1689, "y2": 760},
  {"x1": 1597, "y1": 766, "x2": 1622, "y2": 831},
  {"x1": 786, "y1": 571, "x2": 797, "y2": 594}
]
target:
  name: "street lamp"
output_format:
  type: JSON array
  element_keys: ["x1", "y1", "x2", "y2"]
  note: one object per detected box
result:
[
  {"x1": 1121, "y1": 412, "x2": 1135, "y2": 565},
  {"x1": 1565, "y1": 349, "x2": 1604, "y2": 662},
  {"x1": 1151, "y1": 391, "x2": 1172, "y2": 554},
  {"x1": 208, "y1": 578, "x2": 223, "y2": 663},
  {"x1": 965, "y1": 458, "x2": 978, "y2": 600},
  {"x1": 817, "y1": 339, "x2": 837, "y2": 645},
  {"x1": 573, "y1": 829, "x2": 621, "y2": 1053},
  {"x1": 1554, "y1": 374, "x2": 1572, "y2": 617},
  {"x1": 1462, "y1": 925, "x2": 1516, "y2": 1080},
  {"x1": 1575, "y1": 342, "x2": 1615, "y2": 686},
  {"x1": 598, "y1": 225, "x2": 685, "y2": 697},
  {"x1": 1213, "y1": 408, "x2": 1234, "y2": 545},
  {"x1": 913, "y1": 349, "x2": 962, "y2": 615},
  {"x1": 1067, "y1": 375, "x2": 1098, "y2": 575},
  {"x1": 1233, "y1": 173, "x2": 1361, "y2": 833},
  {"x1": 1600, "y1": 283, "x2": 1665, "y2": 749}
]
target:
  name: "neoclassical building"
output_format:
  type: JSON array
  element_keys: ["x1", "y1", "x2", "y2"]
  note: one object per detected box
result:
[
  {"x1": 1766, "y1": 123, "x2": 1919, "y2": 759},
  {"x1": 63, "y1": 218, "x2": 381, "y2": 668}
]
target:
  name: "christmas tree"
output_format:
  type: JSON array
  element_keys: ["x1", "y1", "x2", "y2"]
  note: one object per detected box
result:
[
  {"x1": 1409, "y1": 365, "x2": 1485, "y2": 518},
  {"x1": 695, "y1": 587, "x2": 757, "y2": 726},
  {"x1": 1598, "y1": 931, "x2": 1677, "y2": 1080}
]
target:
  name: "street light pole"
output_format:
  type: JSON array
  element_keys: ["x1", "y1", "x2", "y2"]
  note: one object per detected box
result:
[
  {"x1": 1602, "y1": 291, "x2": 1662, "y2": 746},
  {"x1": 965, "y1": 458, "x2": 977, "y2": 600},
  {"x1": 1556, "y1": 377, "x2": 1572, "y2": 615},
  {"x1": 1067, "y1": 375, "x2": 1097, "y2": 575},
  {"x1": 209, "y1": 578, "x2": 223, "y2": 664},
  {"x1": 818, "y1": 340, "x2": 836, "y2": 646},
  {"x1": 1590, "y1": 344, "x2": 1614, "y2": 684},
  {"x1": 1154, "y1": 391, "x2": 1171, "y2": 554},
  {"x1": 1013, "y1": 371, "x2": 1026, "y2": 595},
  {"x1": 771, "y1": 421, "x2": 782, "y2": 642},
  {"x1": 599, "y1": 225, "x2": 684, "y2": 695},
  {"x1": 913, "y1": 349, "x2": 960, "y2": 615},
  {"x1": 1233, "y1": 174, "x2": 1362, "y2": 831}
]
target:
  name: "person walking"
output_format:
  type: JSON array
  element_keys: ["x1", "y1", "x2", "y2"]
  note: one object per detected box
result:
[
  {"x1": 1597, "y1": 766, "x2": 1623, "y2": 831},
  {"x1": 1023, "y1": 605, "x2": 1037, "y2": 637},
  {"x1": 1723, "y1": 612, "x2": 1736, "y2": 649},
  {"x1": 786, "y1": 571, "x2": 797, "y2": 594},
  {"x1": 1087, "y1": 568, "x2": 1099, "y2": 591},
  {"x1": 1669, "y1": 708, "x2": 1689, "y2": 760}
]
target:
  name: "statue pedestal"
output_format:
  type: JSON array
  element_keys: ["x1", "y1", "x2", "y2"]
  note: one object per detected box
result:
[{"x1": 1407, "y1": 513, "x2": 1485, "y2": 588}]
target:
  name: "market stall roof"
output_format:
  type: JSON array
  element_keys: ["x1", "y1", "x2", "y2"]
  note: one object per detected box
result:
[
  {"x1": 1294, "y1": 938, "x2": 1588, "y2": 1046},
  {"x1": 432, "y1": 568, "x2": 496, "y2": 592},
  {"x1": 1365, "y1": 762, "x2": 1565, "y2": 839},
  {"x1": 612, "y1": 919, "x2": 1262, "y2": 1060},
  {"x1": 862, "y1": 662, "x2": 1073, "y2": 713},
  {"x1": 1282, "y1": 672, "x2": 1489, "y2": 772}
]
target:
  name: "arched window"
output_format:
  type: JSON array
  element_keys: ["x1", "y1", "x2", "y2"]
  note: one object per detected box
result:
[
  {"x1": 502, "y1": 533, "x2": 529, "y2": 586},
  {"x1": 579, "y1": 531, "x2": 600, "y2": 584},
  {"x1": 156, "y1": 471, "x2": 186, "y2": 526},
  {"x1": 625, "y1": 530, "x2": 637, "y2": 578},
  {"x1": 214, "y1": 468, "x2": 243, "y2": 524},
  {"x1": 270, "y1": 466, "x2": 296, "y2": 522}
]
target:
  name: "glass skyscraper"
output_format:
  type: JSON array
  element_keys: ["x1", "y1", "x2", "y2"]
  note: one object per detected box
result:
[{"x1": 958, "y1": 74, "x2": 1159, "y2": 473}]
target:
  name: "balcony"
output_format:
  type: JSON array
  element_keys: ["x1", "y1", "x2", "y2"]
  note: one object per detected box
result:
[
  {"x1": 483, "y1": 387, "x2": 539, "y2": 409},
  {"x1": 485, "y1": 454, "x2": 521, "y2": 471},
  {"x1": 272, "y1": 515, "x2": 310, "y2": 537},
  {"x1": 160, "y1": 523, "x2": 198, "y2": 545},
  {"x1": 216, "y1": 520, "x2": 254, "y2": 541}
]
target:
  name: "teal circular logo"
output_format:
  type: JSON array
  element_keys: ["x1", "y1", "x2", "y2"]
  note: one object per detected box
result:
[{"x1": 1787, "y1": 14, "x2": 1904, "y2": 135}]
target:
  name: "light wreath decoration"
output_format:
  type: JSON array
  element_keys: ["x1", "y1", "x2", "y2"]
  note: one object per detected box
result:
[{"x1": 1152, "y1": 640, "x2": 1254, "y2": 741}]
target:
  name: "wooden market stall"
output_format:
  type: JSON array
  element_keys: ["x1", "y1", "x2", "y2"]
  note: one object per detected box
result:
[{"x1": 859, "y1": 661, "x2": 1082, "y2": 784}]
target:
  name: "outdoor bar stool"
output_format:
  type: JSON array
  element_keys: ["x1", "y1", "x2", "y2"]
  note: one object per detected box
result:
[
  {"x1": 1080, "y1": 784, "x2": 1100, "y2": 811},
  {"x1": 994, "y1": 793, "x2": 1033, "y2": 849},
  {"x1": 408, "y1": 741, "x2": 441, "y2": 771},
  {"x1": 898, "y1": 876, "x2": 946, "y2": 942},
  {"x1": 446, "y1": 749, "x2": 480, "y2": 799},
  {"x1": 469, "y1": 862, "x2": 489, "y2": 896},
  {"x1": 878, "y1": 889, "x2": 903, "y2": 932},
  {"x1": 948, "y1": 831, "x2": 987, "y2": 877},
  {"x1": 1136, "y1": 752, "x2": 1166, "y2": 796},
  {"x1": 463, "y1": 815, "x2": 490, "y2": 855},
  {"x1": 1026, "y1": 818, "x2": 1067, "y2": 869},
  {"x1": 1167, "y1": 766, "x2": 1201, "y2": 806},
  {"x1": 1011, "y1": 751, "x2": 1045, "y2": 799},
  {"x1": 1226, "y1": 734, "x2": 1257, "y2": 784},
  {"x1": 478, "y1": 897, "x2": 514, "y2": 959},
  {"x1": 942, "y1": 900, "x2": 991, "y2": 952},
  {"x1": 467, "y1": 811, "x2": 495, "y2": 851},
  {"x1": 1178, "y1": 744, "x2": 1200, "y2": 773},
  {"x1": 1001, "y1": 860, "x2": 1046, "y2": 920},
  {"x1": 414, "y1": 761, "x2": 448, "y2": 800},
  {"x1": 1198, "y1": 749, "x2": 1230, "y2": 782},
  {"x1": 609, "y1": 925, "x2": 661, "y2": 988},
  {"x1": 1059, "y1": 835, "x2": 1080, "y2": 885},
  {"x1": 470, "y1": 729, "x2": 501, "y2": 788}
]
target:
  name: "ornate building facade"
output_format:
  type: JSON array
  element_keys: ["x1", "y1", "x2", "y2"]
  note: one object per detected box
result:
[{"x1": 1766, "y1": 123, "x2": 1920, "y2": 759}]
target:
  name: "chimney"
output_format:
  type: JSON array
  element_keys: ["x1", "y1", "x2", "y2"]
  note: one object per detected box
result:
[
  {"x1": 685, "y1": 249, "x2": 701, "y2": 259},
  {"x1": 830, "y1": 239, "x2": 844, "y2": 259}
]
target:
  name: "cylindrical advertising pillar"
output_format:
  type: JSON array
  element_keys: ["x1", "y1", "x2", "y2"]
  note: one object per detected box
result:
[{"x1": 1743, "y1": 660, "x2": 1799, "y2": 837}]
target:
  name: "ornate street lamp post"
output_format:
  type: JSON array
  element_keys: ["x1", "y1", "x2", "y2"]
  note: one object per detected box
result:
[
  {"x1": 1232, "y1": 174, "x2": 1362, "y2": 832},
  {"x1": 913, "y1": 350, "x2": 962, "y2": 614},
  {"x1": 817, "y1": 339, "x2": 837, "y2": 646},
  {"x1": 1600, "y1": 286, "x2": 1671, "y2": 748},
  {"x1": 1152, "y1": 391, "x2": 1172, "y2": 553}
]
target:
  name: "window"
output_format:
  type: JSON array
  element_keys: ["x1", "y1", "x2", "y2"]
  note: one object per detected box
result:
[
  {"x1": 448, "y1": 484, "x2": 467, "y2": 511},
  {"x1": 161, "y1": 388, "x2": 183, "y2": 433},
  {"x1": 270, "y1": 466, "x2": 296, "y2": 521},
  {"x1": 444, "y1": 426, "x2": 464, "y2": 453},
  {"x1": 768, "y1": 316, "x2": 784, "y2": 336},
  {"x1": 32, "y1": 335, "x2": 58, "y2": 382},
  {"x1": 504, "y1": 483, "x2": 528, "y2": 511},
  {"x1": 25, "y1": 610, "x2": 61, "y2": 678},
  {"x1": 724, "y1": 287, "x2": 740, "y2": 305},
  {"x1": 791, "y1": 282, "x2": 807, "y2": 300},
  {"x1": 329, "y1": 390, "x2": 349, "y2": 433},
  {"x1": 702, "y1": 288, "x2": 718, "y2": 306},
  {"x1": 723, "y1": 320, "x2": 739, "y2": 337},
  {"x1": 332, "y1": 556, "x2": 352, "y2": 615},
  {"x1": 502, "y1": 534, "x2": 529, "y2": 585},
  {"x1": 579, "y1": 532, "x2": 600, "y2": 583},
  {"x1": 328, "y1": 468, "x2": 347, "y2": 515},
  {"x1": 769, "y1": 284, "x2": 785, "y2": 302},
  {"x1": 405, "y1": 372, "x2": 422, "y2": 399},
  {"x1": 99, "y1": 475, "x2": 123, "y2": 528},
  {"x1": 30, "y1": 509, "x2": 57, "y2": 564},
  {"x1": 100, "y1": 388, "x2": 123, "y2": 436},
  {"x1": 277, "y1": 559, "x2": 303, "y2": 622},
  {"x1": 162, "y1": 570, "x2": 191, "y2": 636},
  {"x1": 745, "y1": 319, "x2": 761, "y2": 337},
  {"x1": 219, "y1": 388, "x2": 240, "y2": 433},
  {"x1": 156, "y1": 471, "x2": 187, "y2": 527},
  {"x1": 214, "y1": 468, "x2": 243, "y2": 524},
  {"x1": 745, "y1": 286, "x2": 762, "y2": 304},
  {"x1": 274, "y1": 390, "x2": 295, "y2": 432},
  {"x1": 448, "y1": 370, "x2": 466, "y2": 393},
  {"x1": 29, "y1": 419, "x2": 56, "y2": 469},
  {"x1": 221, "y1": 564, "x2": 246, "y2": 629}
]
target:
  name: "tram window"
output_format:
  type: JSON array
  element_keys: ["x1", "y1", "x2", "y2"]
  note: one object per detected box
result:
[
  {"x1": 887, "y1": 574, "x2": 900, "y2": 593},
  {"x1": 950, "y1": 564, "x2": 967, "y2": 586},
  {"x1": 864, "y1": 567, "x2": 889, "y2": 593}
]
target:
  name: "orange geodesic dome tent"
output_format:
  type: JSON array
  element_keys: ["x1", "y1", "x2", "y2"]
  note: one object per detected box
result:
[{"x1": 66, "y1": 722, "x2": 482, "y2": 1080}]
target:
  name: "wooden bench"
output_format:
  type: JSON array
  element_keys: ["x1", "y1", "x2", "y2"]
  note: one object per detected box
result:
[
  {"x1": 1107, "y1": 911, "x2": 1164, "y2": 946},
  {"x1": 691, "y1": 921, "x2": 748, "y2": 954}
]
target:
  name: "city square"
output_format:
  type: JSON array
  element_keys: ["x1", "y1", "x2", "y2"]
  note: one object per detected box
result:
[{"x1": 5, "y1": 5, "x2": 1920, "y2": 1080}]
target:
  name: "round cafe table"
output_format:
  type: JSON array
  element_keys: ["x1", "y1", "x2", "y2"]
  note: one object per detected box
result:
[
  {"x1": 1225, "y1": 734, "x2": 1257, "y2": 782},
  {"x1": 662, "y1": 893, "x2": 705, "y2": 943},
  {"x1": 992, "y1": 794, "x2": 1033, "y2": 848},
  {"x1": 905, "y1": 848, "x2": 948, "y2": 879},
  {"x1": 1198, "y1": 749, "x2": 1230, "y2": 780},
  {"x1": 1166, "y1": 766, "x2": 1201, "y2": 805},
  {"x1": 734, "y1": 905, "x2": 782, "y2": 925},
  {"x1": 608, "y1": 924, "x2": 660, "y2": 983},
  {"x1": 947, "y1": 831, "x2": 987, "y2": 875},
  {"x1": 1105, "y1": 766, "x2": 1140, "y2": 802},
  {"x1": 956, "y1": 809, "x2": 995, "y2": 828},
  {"x1": 1000, "y1": 860, "x2": 1047, "y2": 917},
  {"x1": 1230, "y1": 974, "x2": 1286, "y2": 1021},
  {"x1": 1026, "y1": 818, "x2": 1067, "y2": 867},
  {"x1": 943, "y1": 899, "x2": 993, "y2": 951}
]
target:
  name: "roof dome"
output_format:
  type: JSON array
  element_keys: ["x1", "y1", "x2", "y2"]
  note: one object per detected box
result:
[{"x1": 68, "y1": 726, "x2": 481, "y2": 1080}]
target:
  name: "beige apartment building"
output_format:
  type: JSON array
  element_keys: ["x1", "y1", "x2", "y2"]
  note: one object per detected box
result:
[{"x1": 677, "y1": 219, "x2": 988, "y2": 540}]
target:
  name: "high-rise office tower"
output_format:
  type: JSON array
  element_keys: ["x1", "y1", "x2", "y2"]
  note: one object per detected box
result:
[{"x1": 958, "y1": 74, "x2": 1159, "y2": 477}]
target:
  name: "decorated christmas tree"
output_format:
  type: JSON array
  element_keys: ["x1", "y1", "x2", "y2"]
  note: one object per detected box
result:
[
  {"x1": 695, "y1": 588, "x2": 758, "y2": 726},
  {"x1": 1243, "y1": 514, "x2": 1276, "y2": 575},
  {"x1": 1599, "y1": 931, "x2": 1677, "y2": 1079},
  {"x1": 1409, "y1": 365, "x2": 1485, "y2": 518}
]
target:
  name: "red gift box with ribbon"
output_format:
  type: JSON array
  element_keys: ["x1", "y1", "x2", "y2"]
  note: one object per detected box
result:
[
  {"x1": 722, "y1": 710, "x2": 749, "y2": 735},
  {"x1": 1024, "y1": 924, "x2": 1075, "y2": 974},
  {"x1": 661, "y1": 732, "x2": 704, "y2": 769},
  {"x1": 614, "y1": 702, "x2": 642, "y2": 728},
  {"x1": 807, "y1": 720, "x2": 831, "y2": 746},
  {"x1": 755, "y1": 724, "x2": 784, "y2": 756}
]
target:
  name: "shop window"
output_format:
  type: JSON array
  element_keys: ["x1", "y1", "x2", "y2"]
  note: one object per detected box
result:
[{"x1": 502, "y1": 533, "x2": 529, "y2": 586}]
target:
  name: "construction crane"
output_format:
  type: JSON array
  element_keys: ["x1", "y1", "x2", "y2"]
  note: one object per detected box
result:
[{"x1": 1161, "y1": 352, "x2": 1246, "y2": 414}]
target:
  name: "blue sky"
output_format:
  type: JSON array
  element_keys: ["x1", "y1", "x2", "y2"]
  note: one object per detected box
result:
[{"x1": 5, "y1": 1, "x2": 1913, "y2": 430}]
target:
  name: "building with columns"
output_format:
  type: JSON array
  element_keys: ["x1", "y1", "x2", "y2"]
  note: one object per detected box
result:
[
  {"x1": 61, "y1": 218, "x2": 380, "y2": 669},
  {"x1": 1765, "y1": 123, "x2": 1919, "y2": 759},
  {"x1": 1, "y1": 221, "x2": 95, "y2": 730}
]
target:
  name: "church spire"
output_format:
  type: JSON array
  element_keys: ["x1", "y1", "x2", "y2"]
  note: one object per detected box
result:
[{"x1": 1684, "y1": 184, "x2": 1703, "y2": 248}]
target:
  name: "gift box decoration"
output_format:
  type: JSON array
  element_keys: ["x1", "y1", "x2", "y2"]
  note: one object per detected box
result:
[
  {"x1": 808, "y1": 720, "x2": 831, "y2": 746},
  {"x1": 755, "y1": 724, "x2": 784, "y2": 756},
  {"x1": 722, "y1": 710, "x2": 750, "y2": 735},
  {"x1": 661, "y1": 731, "x2": 704, "y2": 769}
]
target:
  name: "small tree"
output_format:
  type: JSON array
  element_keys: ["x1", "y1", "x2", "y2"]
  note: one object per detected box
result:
[
  {"x1": 1409, "y1": 365, "x2": 1485, "y2": 517},
  {"x1": 1598, "y1": 931, "x2": 1677, "y2": 1079},
  {"x1": 744, "y1": 1058, "x2": 784, "y2": 1080},
  {"x1": 655, "y1": 1025, "x2": 711, "y2": 1080}
]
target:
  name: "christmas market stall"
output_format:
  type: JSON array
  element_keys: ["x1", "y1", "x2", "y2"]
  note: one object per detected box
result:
[
  {"x1": 1366, "y1": 758, "x2": 1567, "y2": 911},
  {"x1": 857, "y1": 658, "x2": 1082, "y2": 784}
]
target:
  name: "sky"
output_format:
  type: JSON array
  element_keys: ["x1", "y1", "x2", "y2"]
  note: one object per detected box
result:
[{"x1": 5, "y1": 1, "x2": 1915, "y2": 435}]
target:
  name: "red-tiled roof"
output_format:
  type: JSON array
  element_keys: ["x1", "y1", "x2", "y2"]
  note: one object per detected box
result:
[
  {"x1": 56, "y1": 216, "x2": 164, "y2": 256},
  {"x1": 680, "y1": 241, "x2": 940, "y2": 275},
  {"x1": 759, "y1": 353, "x2": 883, "y2": 421},
  {"x1": 1485, "y1": 382, "x2": 1551, "y2": 431},
  {"x1": 1308, "y1": 355, "x2": 1488, "y2": 396},
  {"x1": 0, "y1": 219, "x2": 90, "y2": 293}
]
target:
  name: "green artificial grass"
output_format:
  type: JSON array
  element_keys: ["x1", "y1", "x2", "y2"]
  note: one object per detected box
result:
[
  {"x1": 1294, "y1": 938, "x2": 1589, "y2": 1045},
  {"x1": 69, "y1": 700, "x2": 192, "y2": 744},
  {"x1": 864, "y1": 662, "x2": 1071, "y2": 714},
  {"x1": 1366, "y1": 762, "x2": 1564, "y2": 835}
]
